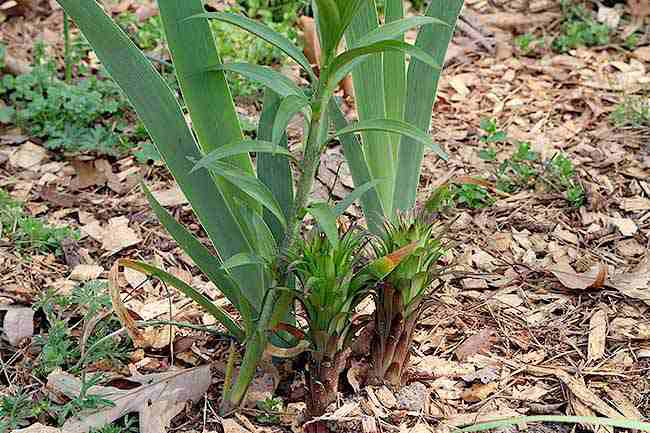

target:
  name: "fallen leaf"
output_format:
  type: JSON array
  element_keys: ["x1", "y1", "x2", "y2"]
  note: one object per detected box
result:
[
  {"x1": 9, "y1": 141, "x2": 47, "y2": 169},
  {"x1": 550, "y1": 262, "x2": 607, "y2": 290},
  {"x1": 13, "y1": 424, "x2": 67, "y2": 433},
  {"x1": 633, "y1": 46, "x2": 650, "y2": 62},
  {"x1": 445, "y1": 409, "x2": 521, "y2": 427},
  {"x1": 461, "y1": 382, "x2": 498, "y2": 402},
  {"x1": 346, "y1": 358, "x2": 368, "y2": 393},
  {"x1": 455, "y1": 328, "x2": 496, "y2": 361},
  {"x1": 587, "y1": 309, "x2": 607, "y2": 361},
  {"x1": 220, "y1": 419, "x2": 252, "y2": 433},
  {"x1": 70, "y1": 264, "x2": 104, "y2": 282},
  {"x1": 375, "y1": 386, "x2": 398, "y2": 409},
  {"x1": 395, "y1": 382, "x2": 430, "y2": 412},
  {"x1": 610, "y1": 317, "x2": 650, "y2": 340},
  {"x1": 110, "y1": 262, "x2": 148, "y2": 348},
  {"x1": 1, "y1": 306, "x2": 34, "y2": 346},
  {"x1": 606, "y1": 256, "x2": 650, "y2": 304},
  {"x1": 606, "y1": 388, "x2": 644, "y2": 421},
  {"x1": 151, "y1": 186, "x2": 188, "y2": 207},
  {"x1": 415, "y1": 356, "x2": 475, "y2": 378},
  {"x1": 555, "y1": 370, "x2": 623, "y2": 419},
  {"x1": 609, "y1": 217, "x2": 638, "y2": 236},
  {"x1": 101, "y1": 216, "x2": 141, "y2": 254},
  {"x1": 47, "y1": 365, "x2": 210, "y2": 433}
]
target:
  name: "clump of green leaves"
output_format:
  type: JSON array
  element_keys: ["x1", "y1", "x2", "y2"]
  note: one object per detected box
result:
[
  {"x1": 0, "y1": 189, "x2": 78, "y2": 255},
  {"x1": 514, "y1": 32, "x2": 543, "y2": 56},
  {"x1": 610, "y1": 95, "x2": 650, "y2": 128},
  {"x1": 477, "y1": 120, "x2": 585, "y2": 207},
  {"x1": 552, "y1": 1, "x2": 610, "y2": 53},
  {"x1": 256, "y1": 396, "x2": 283, "y2": 425},
  {"x1": 0, "y1": 62, "x2": 131, "y2": 156}
]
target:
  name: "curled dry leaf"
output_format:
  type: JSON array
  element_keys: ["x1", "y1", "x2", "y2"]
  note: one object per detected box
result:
[
  {"x1": 109, "y1": 262, "x2": 148, "y2": 348},
  {"x1": 48, "y1": 365, "x2": 211, "y2": 433},
  {"x1": 13, "y1": 424, "x2": 68, "y2": 433},
  {"x1": 610, "y1": 317, "x2": 650, "y2": 340},
  {"x1": 549, "y1": 262, "x2": 608, "y2": 290}
]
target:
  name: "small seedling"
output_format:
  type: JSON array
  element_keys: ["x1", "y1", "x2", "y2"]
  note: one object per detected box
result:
[
  {"x1": 0, "y1": 189, "x2": 78, "y2": 255},
  {"x1": 514, "y1": 33, "x2": 543, "y2": 56},
  {"x1": 479, "y1": 118, "x2": 507, "y2": 143},
  {"x1": 453, "y1": 183, "x2": 495, "y2": 209},
  {"x1": 0, "y1": 390, "x2": 33, "y2": 430},
  {"x1": 256, "y1": 396, "x2": 283, "y2": 425}
]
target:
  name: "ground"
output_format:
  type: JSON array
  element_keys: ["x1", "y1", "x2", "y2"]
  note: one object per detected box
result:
[{"x1": 0, "y1": 0, "x2": 649, "y2": 432}]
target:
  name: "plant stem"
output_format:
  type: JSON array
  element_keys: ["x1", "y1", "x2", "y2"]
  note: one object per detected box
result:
[
  {"x1": 63, "y1": 12, "x2": 72, "y2": 83},
  {"x1": 280, "y1": 90, "x2": 327, "y2": 259}
]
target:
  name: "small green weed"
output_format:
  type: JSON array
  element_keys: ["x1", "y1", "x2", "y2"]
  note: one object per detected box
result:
[
  {"x1": 552, "y1": 1, "x2": 610, "y2": 53},
  {"x1": 54, "y1": 374, "x2": 115, "y2": 427},
  {"x1": 624, "y1": 33, "x2": 640, "y2": 50},
  {"x1": 256, "y1": 396, "x2": 283, "y2": 425},
  {"x1": 610, "y1": 95, "x2": 650, "y2": 128},
  {"x1": 477, "y1": 120, "x2": 585, "y2": 207},
  {"x1": 0, "y1": 42, "x2": 148, "y2": 157},
  {"x1": 33, "y1": 281, "x2": 129, "y2": 376},
  {"x1": 514, "y1": 33, "x2": 543, "y2": 56},
  {"x1": 91, "y1": 415, "x2": 139, "y2": 433},
  {"x1": 0, "y1": 390, "x2": 33, "y2": 431},
  {"x1": 0, "y1": 189, "x2": 78, "y2": 255},
  {"x1": 426, "y1": 183, "x2": 495, "y2": 212}
]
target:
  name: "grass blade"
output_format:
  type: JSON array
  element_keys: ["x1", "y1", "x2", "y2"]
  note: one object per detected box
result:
[
  {"x1": 193, "y1": 12, "x2": 316, "y2": 80},
  {"x1": 329, "y1": 100, "x2": 384, "y2": 234},
  {"x1": 211, "y1": 63, "x2": 304, "y2": 97},
  {"x1": 457, "y1": 416, "x2": 650, "y2": 433},
  {"x1": 221, "y1": 252, "x2": 268, "y2": 270},
  {"x1": 330, "y1": 40, "x2": 440, "y2": 78},
  {"x1": 356, "y1": 16, "x2": 447, "y2": 46},
  {"x1": 308, "y1": 202, "x2": 340, "y2": 248},
  {"x1": 120, "y1": 259, "x2": 245, "y2": 341},
  {"x1": 383, "y1": 0, "x2": 406, "y2": 162},
  {"x1": 333, "y1": 179, "x2": 382, "y2": 217},
  {"x1": 344, "y1": 0, "x2": 392, "y2": 216},
  {"x1": 329, "y1": 118, "x2": 448, "y2": 160},
  {"x1": 257, "y1": 90, "x2": 294, "y2": 245},
  {"x1": 272, "y1": 95, "x2": 311, "y2": 146},
  {"x1": 393, "y1": 0, "x2": 464, "y2": 213},
  {"x1": 209, "y1": 161, "x2": 287, "y2": 229},
  {"x1": 313, "y1": 0, "x2": 343, "y2": 60},
  {"x1": 142, "y1": 184, "x2": 245, "y2": 311},
  {"x1": 193, "y1": 140, "x2": 294, "y2": 170}
]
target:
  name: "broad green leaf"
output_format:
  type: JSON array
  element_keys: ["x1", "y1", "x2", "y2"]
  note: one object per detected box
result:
[
  {"x1": 328, "y1": 118, "x2": 447, "y2": 161},
  {"x1": 459, "y1": 416, "x2": 650, "y2": 433},
  {"x1": 57, "y1": 0, "x2": 262, "y2": 306},
  {"x1": 257, "y1": 90, "x2": 294, "y2": 245},
  {"x1": 355, "y1": 16, "x2": 447, "y2": 47},
  {"x1": 192, "y1": 12, "x2": 316, "y2": 81},
  {"x1": 393, "y1": 0, "x2": 464, "y2": 213},
  {"x1": 272, "y1": 95, "x2": 311, "y2": 146},
  {"x1": 333, "y1": 179, "x2": 382, "y2": 217},
  {"x1": 207, "y1": 161, "x2": 287, "y2": 229},
  {"x1": 237, "y1": 202, "x2": 278, "y2": 265},
  {"x1": 193, "y1": 140, "x2": 294, "y2": 171},
  {"x1": 142, "y1": 184, "x2": 246, "y2": 311},
  {"x1": 383, "y1": 0, "x2": 406, "y2": 161},
  {"x1": 329, "y1": 100, "x2": 384, "y2": 235},
  {"x1": 330, "y1": 40, "x2": 440, "y2": 78},
  {"x1": 221, "y1": 252, "x2": 268, "y2": 270},
  {"x1": 313, "y1": 0, "x2": 343, "y2": 61},
  {"x1": 120, "y1": 259, "x2": 245, "y2": 341},
  {"x1": 307, "y1": 202, "x2": 339, "y2": 248},
  {"x1": 344, "y1": 1, "x2": 392, "y2": 216},
  {"x1": 335, "y1": 0, "x2": 366, "y2": 48},
  {"x1": 210, "y1": 63, "x2": 304, "y2": 98},
  {"x1": 327, "y1": 55, "x2": 372, "y2": 95}
]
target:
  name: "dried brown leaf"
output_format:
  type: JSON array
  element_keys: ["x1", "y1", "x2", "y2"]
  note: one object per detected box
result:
[
  {"x1": 48, "y1": 365, "x2": 210, "y2": 433},
  {"x1": 461, "y1": 382, "x2": 498, "y2": 402},
  {"x1": 550, "y1": 262, "x2": 608, "y2": 290},
  {"x1": 1, "y1": 306, "x2": 34, "y2": 346},
  {"x1": 587, "y1": 309, "x2": 607, "y2": 361},
  {"x1": 455, "y1": 328, "x2": 496, "y2": 361}
]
